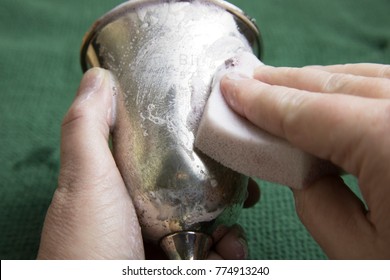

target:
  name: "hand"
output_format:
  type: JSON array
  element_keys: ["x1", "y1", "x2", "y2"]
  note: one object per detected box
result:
[
  {"x1": 220, "y1": 63, "x2": 390, "y2": 259},
  {"x1": 37, "y1": 68, "x2": 259, "y2": 260}
]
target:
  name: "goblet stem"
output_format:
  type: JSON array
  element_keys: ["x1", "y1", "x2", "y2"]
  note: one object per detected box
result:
[{"x1": 160, "y1": 231, "x2": 213, "y2": 260}]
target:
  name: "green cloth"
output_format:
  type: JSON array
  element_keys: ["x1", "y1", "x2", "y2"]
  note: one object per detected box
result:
[{"x1": 0, "y1": 0, "x2": 389, "y2": 260}]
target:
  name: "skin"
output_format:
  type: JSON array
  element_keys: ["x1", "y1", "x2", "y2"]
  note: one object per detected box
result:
[
  {"x1": 37, "y1": 68, "x2": 257, "y2": 260},
  {"x1": 220, "y1": 63, "x2": 390, "y2": 259}
]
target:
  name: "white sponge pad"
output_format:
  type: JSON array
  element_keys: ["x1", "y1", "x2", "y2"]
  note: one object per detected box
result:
[{"x1": 195, "y1": 52, "x2": 337, "y2": 189}]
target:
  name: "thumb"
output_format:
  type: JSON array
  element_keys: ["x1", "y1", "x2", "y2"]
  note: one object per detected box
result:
[
  {"x1": 60, "y1": 67, "x2": 117, "y2": 182},
  {"x1": 293, "y1": 176, "x2": 374, "y2": 259},
  {"x1": 38, "y1": 68, "x2": 144, "y2": 259}
]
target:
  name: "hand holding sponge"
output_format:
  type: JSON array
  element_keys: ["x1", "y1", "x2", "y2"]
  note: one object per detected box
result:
[{"x1": 195, "y1": 52, "x2": 337, "y2": 189}]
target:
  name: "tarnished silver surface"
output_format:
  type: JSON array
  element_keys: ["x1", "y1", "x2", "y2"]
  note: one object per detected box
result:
[
  {"x1": 80, "y1": 0, "x2": 261, "y2": 258},
  {"x1": 160, "y1": 231, "x2": 213, "y2": 260}
]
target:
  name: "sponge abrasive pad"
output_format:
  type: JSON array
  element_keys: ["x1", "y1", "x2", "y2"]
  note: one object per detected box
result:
[{"x1": 195, "y1": 52, "x2": 337, "y2": 189}]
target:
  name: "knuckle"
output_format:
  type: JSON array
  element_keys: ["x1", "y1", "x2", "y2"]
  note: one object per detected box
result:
[
  {"x1": 57, "y1": 163, "x2": 78, "y2": 192},
  {"x1": 61, "y1": 100, "x2": 104, "y2": 135},
  {"x1": 241, "y1": 82, "x2": 264, "y2": 120},
  {"x1": 379, "y1": 65, "x2": 390, "y2": 79},
  {"x1": 62, "y1": 104, "x2": 89, "y2": 130},
  {"x1": 277, "y1": 89, "x2": 309, "y2": 141},
  {"x1": 58, "y1": 159, "x2": 115, "y2": 196},
  {"x1": 56, "y1": 163, "x2": 90, "y2": 198},
  {"x1": 322, "y1": 73, "x2": 352, "y2": 92}
]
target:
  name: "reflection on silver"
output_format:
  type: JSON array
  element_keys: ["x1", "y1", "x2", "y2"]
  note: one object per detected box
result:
[
  {"x1": 80, "y1": 0, "x2": 261, "y2": 259},
  {"x1": 160, "y1": 231, "x2": 213, "y2": 260}
]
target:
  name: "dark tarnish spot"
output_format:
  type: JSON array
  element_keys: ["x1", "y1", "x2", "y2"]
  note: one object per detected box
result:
[{"x1": 224, "y1": 57, "x2": 239, "y2": 69}]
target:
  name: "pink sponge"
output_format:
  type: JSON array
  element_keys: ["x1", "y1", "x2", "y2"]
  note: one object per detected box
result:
[{"x1": 195, "y1": 52, "x2": 337, "y2": 189}]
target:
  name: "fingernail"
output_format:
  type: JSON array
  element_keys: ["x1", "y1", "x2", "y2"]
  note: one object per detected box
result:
[
  {"x1": 220, "y1": 75, "x2": 242, "y2": 112},
  {"x1": 225, "y1": 72, "x2": 251, "y2": 81},
  {"x1": 232, "y1": 225, "x2": 248, "y2": 259},
  {"x1": 254, "y1": 65, "x2": 278, "y2": 80},
  {"x1": 235, "y1": 237, "x2": 249, "y2": 260},
  {"x1": 75, "y1": 67, "x2": 118, "y2": 130}
]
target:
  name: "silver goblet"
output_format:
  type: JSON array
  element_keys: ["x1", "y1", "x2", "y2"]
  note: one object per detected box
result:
[{"x1": 80, "y1": 0, "x2": 261, "y2": 259}]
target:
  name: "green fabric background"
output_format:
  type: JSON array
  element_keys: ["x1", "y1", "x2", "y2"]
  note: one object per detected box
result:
[{"x1": 0, "y1": 0, "x2": 389, "y2": 260}]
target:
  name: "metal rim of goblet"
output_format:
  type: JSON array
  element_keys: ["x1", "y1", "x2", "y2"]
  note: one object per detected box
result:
[{"x1": 80, "y1": 0, "x2": 263, "y2": 72}]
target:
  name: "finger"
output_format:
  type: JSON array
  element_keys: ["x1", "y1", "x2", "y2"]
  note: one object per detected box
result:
[
  {"x1": 220, "y1": 76, "x2": 388, "y2": 174},
  {"x1": 38, "y1": 68, "x2": 144, "y2": 259},
  {"x1": 207, "y1": 251, "x2": 223, "y2": 260},
  {"x1": 214, "y1": 224, "x2": 248, "y2": 260},
  {"x1": 243, "y1": 178, "x2": 261, "y2": 208},
  {"x1": 293, "y1": 176, "x2": 374, "y2": 259},
  {"x1": 306, "y1": 63, "x2": 390, "y2": 79},
  {"x1": 59, "y1": 67, "x2": 118, "y2": 191},
  {"x1": 253, "y1": 65, "x2": 390, "y2": 98}
]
